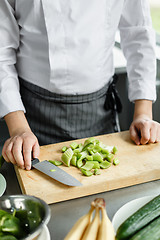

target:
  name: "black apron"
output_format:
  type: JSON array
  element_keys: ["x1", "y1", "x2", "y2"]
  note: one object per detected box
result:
[{"x1": 20, "y1": 76, "x2": 122, "y2": 145}]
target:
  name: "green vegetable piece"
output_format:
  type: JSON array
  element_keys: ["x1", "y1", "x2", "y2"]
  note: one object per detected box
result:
[
  {"x1": 73, "y1": 143, "x2": 83, "y2": 154},
  {"x1": 61, "y1": 146, "x2": 68, "y2": 152},
  {"x1": 92, "y1": 145, "x2": 102, "y2": 153},
  {"x1": 81, "y1": 169, "x2": 93, "y2": 177},
  {"x1": 76, "y1": 158, "x2": 83, "y2": 168},
  {"x1": 70, "y1": 142, "x2": 79, "y2": 150},
  {"x1": 116, "y1": 194, "x2": 160, "y2": 240},
  {"x1": 61, "y1": 148, "x2": 73, "y2": 167},
  {"x1": 73, "y1": 149, "x2": 80, "y2": 154},
  {"x1": 50, "y1": 169, "x2": 56, "y2": 172},
  {"x1": 112, "y1": 146, "x2": 118, "y2": 154},
  {"x1": 92, "y1": 152, "x2": 103, "y2": 162},
  {"x1": 70, "y1": 155, "x2": 77, "y2": 167},
  {"x1": 86, "y1": 155, "x2": 93, "y2": 161},
  {"x1": 87, "y1": 146, "x2": 94, "y2": 155},
  {"x1": 0, "y1": 155, "x2": 5, "y2": 168},
  {"x1": 113, "y1": 158, "x2": 120, "y2": 165},
  {"x1": 0, "y1": 209, "x2": 9, "y2": 219},
  {"x1": 83, "y1": 137, "x2": 96, "y2": 147},
  {"x1": 87, "y1": 161, "x2": 100, "y2": 169},
  {"x1": 101, "y1": 148, "x2": 110, "y2": 155},
  {"x1": 100, "y1": 161, "x2": 111, "y2": 169},
  {"x1": 129, "y1": 216, "x2": 160, "y2": 240},
  {"x1": 99, "y1": 153, "x2": 107, "y2": 160},
  {"x1": 49, "y1": 160, "x2": 63, "y2": 166},
  {"x1": 1, "y1": 215, "x2": 23, "y2": 238},
  {"x1": 106, "y1": 153, "x2": 114, "y2": 162},
  {"x1": 0, "y1": 233, "x2": 17, "y2": 240},
  {"x1": 94, "y1": 169, "x2": 101, "y2": 175},
  {"x1": 77, "y1": 151, "x2": 88, "y2": 160},
  {"x1": 78, "y1": 143, "x2": 83, "y2": 148},
  {"x1": 81, "y1": 162, "x2": 94, "y2": 171},
  {"x1": 82, "y1": 143, "x2": 94, "y2": 151}
]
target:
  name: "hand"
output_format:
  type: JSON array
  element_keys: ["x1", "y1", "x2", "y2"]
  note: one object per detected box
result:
[
  {"x1": 129, "y1": 115, "x2": 160, "y2": 145},
  {"x1": 2, "y1": 129, "x2": 40, "y2": 170}
]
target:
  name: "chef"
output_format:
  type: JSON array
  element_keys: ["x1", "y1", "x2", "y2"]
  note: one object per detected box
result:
[{"x1": 1, "y1": 0, "x2": 160, "y2": 170}]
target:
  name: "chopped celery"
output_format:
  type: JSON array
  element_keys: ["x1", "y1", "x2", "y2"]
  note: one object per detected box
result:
[
  {"x1": 76, "y1": 158, "x2": 84, "y2": 168},
  {"x1": 112, "y1": 146, "x2": 118, "y2": 154},
  {"x1": 94, "y1": 169, "x2": 101, "y2": 175},
  {"x1": 70, "y1": 142, "x2": 79, "y2": 150},
  {"x1": 87, "y1": 146, "x2": 94, "y2": 155},
  {"x1": 99, "y1": 152, "x2": 107, "y2": 160},
  {"x1": 81, "y1": 169, "x2": 93, "y2": 177},
  {"x1": 93, "y1": 152, "x2": 103, "y2": 162},
  {"x1": 100, "y1": 161, "x2": 111, "y2": 169},
  {"x1": 50, "y1": 169, "x2": 56, "y2": 172},
  {"x1": 60, "y1": 137, "x2": 119, "y2": 176},
  {"x1": 106, "y1": 153, "x2": 114, "y2": 162},
  {"x1": 101, "y1": 148, "x2": 110, "y2": 155},
  {"x1": 77, "y1": 151, "x2": 88, "y2": 160},
  {"x1": 49, "y1": 160, "x2": 63, "y2": 166},
  {"x1": 82, "y1": 143, "x2": 94, "y2": 151},
  {"x1": 87, "y1": 161, "x2": 100, "y2": 169},
  {"x1": 73, "y1": 149, "x2": 81, "y2": 154},
  {"x1": 81, "y1": 162, "x2": 94, "y2": 171},
  {"x1": 113, "y1": 158, "x2": 120, "y2": 165},
  {"x1": 86, "y1": 155, "x2": 93, "y2": 161},
  {"x1": 92, "y1": 145, "x2": 102, "y2": 153},
  {"x1": 83, "y1": 137, "x2": 97, "y2": 147},
  {"x1": 70, "y1": 155, "x2": 77, "y2": 167},
  {"x1": 61, "y1": 146, "x2": 68, "y2": 152},
  {"x1": 61, "y1": 148, "x2": 73, "y2": 167}
]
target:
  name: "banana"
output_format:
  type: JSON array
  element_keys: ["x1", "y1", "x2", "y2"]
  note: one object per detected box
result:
[
  {"x1": 97, "y1": 200, "x2": 115, "y2": 240},
  {"x1": 64, "y1": 198, "x2": 115, "y2": 240},
  {"x1": 64, "y1": 206, "x2": 94, "y2": 240},
  {"x1": 81, "y1": 206, "x2": 100, "y2": 240}
]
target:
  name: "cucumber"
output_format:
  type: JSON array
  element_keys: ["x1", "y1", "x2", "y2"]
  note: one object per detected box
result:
[
  {"x1": 130, "y1": 216, "x2": 160, "y2": 240},
  {"x1": 116, "y1": 194, "x2": 160, "y2": 240}
]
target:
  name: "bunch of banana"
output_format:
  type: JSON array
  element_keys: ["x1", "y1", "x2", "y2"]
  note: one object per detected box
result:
[{"x1": 64, "y1": 198, "x2": 115, "y2": 240}]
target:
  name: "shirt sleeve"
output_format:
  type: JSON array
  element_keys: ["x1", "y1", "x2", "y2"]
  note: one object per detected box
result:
[
  {"x1": 118, "y1": 0, "x2": 157, "y2": 102},
  {"x1": 0, "y1": 0, "x2": 26, "y2": 118}
]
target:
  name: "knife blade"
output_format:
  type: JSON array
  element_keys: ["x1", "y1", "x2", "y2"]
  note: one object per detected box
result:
[{"x1": 31, "y1": 158, "x2": 82, "y2": 187}]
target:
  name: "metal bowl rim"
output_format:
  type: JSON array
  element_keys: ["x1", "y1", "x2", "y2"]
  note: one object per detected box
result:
[{"x1": 0, "y1": 194, "x2": 51, "y2": 240}]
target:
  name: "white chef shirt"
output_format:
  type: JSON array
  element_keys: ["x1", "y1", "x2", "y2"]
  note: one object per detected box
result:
[{"x1": 0, "y1": 0, "x2": 157, "y2": 118}]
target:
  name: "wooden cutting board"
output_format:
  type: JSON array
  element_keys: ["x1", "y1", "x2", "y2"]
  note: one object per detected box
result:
[{"x1": 15, "y1": 131, "x2": 160, "y2": 204}]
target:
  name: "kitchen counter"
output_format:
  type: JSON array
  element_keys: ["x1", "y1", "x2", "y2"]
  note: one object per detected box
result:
[{"x1": 1, "y1": 161, "x2": 160, "y2": 240}]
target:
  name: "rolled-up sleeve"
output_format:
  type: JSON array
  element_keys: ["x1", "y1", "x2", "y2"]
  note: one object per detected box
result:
[
  {"x1": 0, "y1": 0, "x2": 25, "y2": 118},
  {"x1": 118, "y1": 0, "x2": 156, "y2": 102}
]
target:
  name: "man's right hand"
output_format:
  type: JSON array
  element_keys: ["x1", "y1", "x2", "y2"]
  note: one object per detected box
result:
[
  {"x1": 3, "y1": 111, "x2": 40, "y2": 170},
  {"x1": 2, "y1": 129, "x2": 39, "y2": 170}
]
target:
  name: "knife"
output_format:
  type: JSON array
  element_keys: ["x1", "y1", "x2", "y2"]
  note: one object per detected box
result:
[{"x1": 31, "y1": 158, "x2": 82, "y2": 187}]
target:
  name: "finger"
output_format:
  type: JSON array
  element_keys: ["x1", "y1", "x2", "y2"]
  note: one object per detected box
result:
[
  {"x1": 2, "y1": 140, "x2": 11, "y2": 163},
  {"x1": 156, "y1": 125, "x2": 160, "y2": 142},
  {"x1": 5, "y1": 141, "x2": 17, "y2": 165},
  {"x1": 2, "y1": 152, "x2": 10, "y2": 163},
  {"x1": 148, "y1": 126, "x2": 157, "y2": 143},
  {"x1": 129, "y1": 125, "x2": 140, "y2": 145},
  {"x1": 12, "y1": 137, "x2": 25, "y2": 169},
  {"x1": 140, "y1": 122, "x2": 150, "y2": 145},
  {"x1": 32, "y1": 141, "x2": 40, "y2": 159},
  {"x1": 23, "y1": 140, "x2": 33, "y2": 171}
]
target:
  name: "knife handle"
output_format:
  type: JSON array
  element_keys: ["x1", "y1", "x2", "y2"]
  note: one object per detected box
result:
[{"x1": 31, "y1": 158, "x2": 40, "y2": 168}]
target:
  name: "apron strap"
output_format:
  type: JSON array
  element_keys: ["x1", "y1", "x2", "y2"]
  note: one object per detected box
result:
[{"x1": 105, "y1": 74, "x2": 122, "y2": 113}]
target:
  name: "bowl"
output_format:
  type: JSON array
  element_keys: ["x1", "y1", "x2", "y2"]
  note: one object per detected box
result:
[{"x1": 0, "y1": 195, "x2": 51, "y2": 240}]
